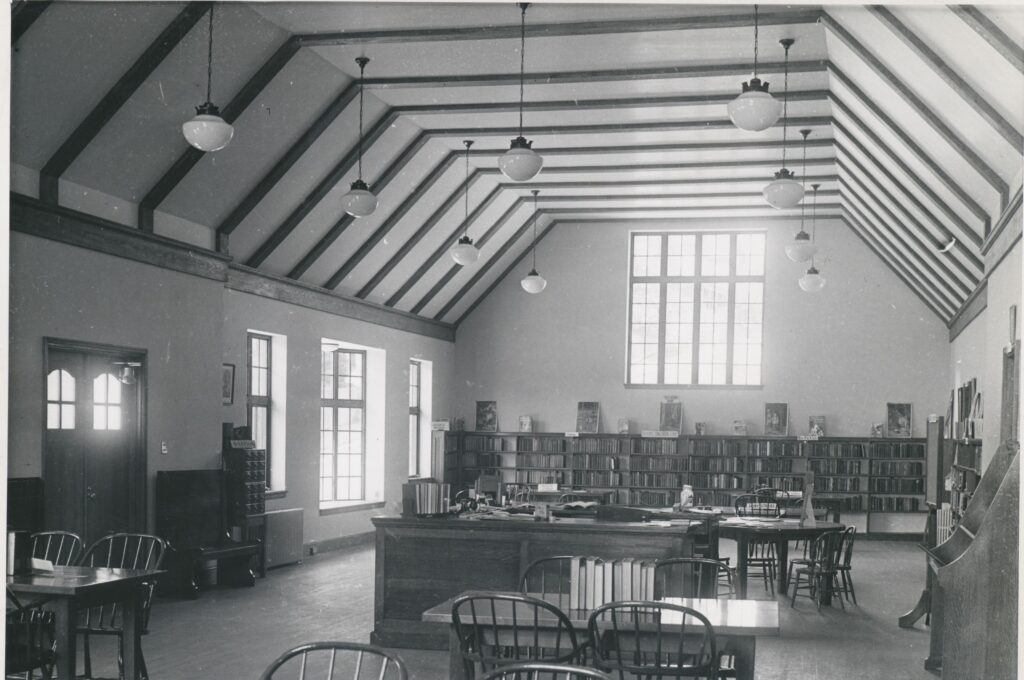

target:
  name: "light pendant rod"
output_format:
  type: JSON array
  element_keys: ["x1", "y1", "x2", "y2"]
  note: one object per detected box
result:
[
  {"x1": 531, "y1": 188, "x2": 539, "y2": 269},
  {"x1": 779, "y1": 39, "x2": 793, "y2": 168},
  {"x1": 463, "y1": 140, "x2": 473, "y2": 234},
  {"x1": 205, "y1": 6, "x2": 214, "y2": 104},
  {"x1": 355, "y1": 56, "x2": 369, "y2": 182},
  {"x1": 517, "y1": 3, "x2": 528, "y2": 138},
  {"x1": 799, "y1": 128, "x2": 810, "y2": 227},
  {"x1": 753, "y1": 4, "x2": 759, "y2": 79}
]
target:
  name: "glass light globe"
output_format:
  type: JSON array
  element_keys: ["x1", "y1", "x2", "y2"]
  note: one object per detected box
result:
[
  {"x1": 450, "y1": 236, "x2": 479, "y2": 266},
  {"x1": 727, "y1": 78, "x2": 782, "y2": 132},
  {"x1": 182, "y1": 103, "x2": 234, "y2": 152},
  {"x1": 499, "y1": 136, "x2": 543, "y2": 182},
  {"x1": 798, "y1": 266, "x2": 826, "y2": 293},
  {"x1": 521, "y1": 269, "x2": 547, "y2": 294},
  {"x1": 342, "y1": 179, "x2": 377, "y2": 217},
  {"x1": 763, "y1": 169, "x2": 804, "y2": 209},
  {"x1": 785, "y1": 231, "x2": 818, "y2": 262}
]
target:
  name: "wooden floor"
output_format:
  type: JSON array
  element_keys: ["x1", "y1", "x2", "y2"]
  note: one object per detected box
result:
[{"x1": 77, "y1": 538, "x2": 941, "y2": 680}]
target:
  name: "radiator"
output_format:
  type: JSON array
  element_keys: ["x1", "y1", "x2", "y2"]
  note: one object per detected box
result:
[{"x1": 264, "y1": 508, "x2": 303, "y2": 568}]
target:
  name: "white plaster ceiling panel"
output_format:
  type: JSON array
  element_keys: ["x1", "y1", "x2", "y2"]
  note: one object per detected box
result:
[
  {"x1": 387, "y1": 194, "x2": 532, "y2": 312},
  {"x1": 890, "y1": 6, "x2": 1024, "y2": 134},
  {"x1": 290, "y1": 142, "x2": 455, "y2": 287},
  {"x1": 828, "y1": 77, "x2": 989, "y2": 235},
  {"x1": 164, "y1": 48, "x2": 351, "y2": 227},
  {"x1": 64, "y1": 3, "x2": 290, "y2": 204},
  {"x1": 826, "y1": 6, "x2": 1020, "y2": 184},
  {"x1": 978, "y1": 6, "x2": 1024, "y2": 48},
  {"x1": 11, "y1": 2, "x2": 185, "y2": 168},
  {"x1": 363, "y1": 173, "x2": 515, "y2": 307},
  {"x1": 225, "y1": 94, "x2": 394, "y2": 263},
  {"x1": 825, "y1": 33, "x2": 1004, "y2": 220}
]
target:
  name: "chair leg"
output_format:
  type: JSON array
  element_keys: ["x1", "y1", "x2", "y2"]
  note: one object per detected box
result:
[
  {"x1": 833, "y1": 574, "x2": 845, "y2": 610},
  {"x1": 83, "y1": 633, "x2": 93, "y2": 679},
  {"x1": 790, "y1": 571, "x2": 800, "y2": 608},
  {"x1": 847, "y1": 571, "x2": 858, "y2": 606}
]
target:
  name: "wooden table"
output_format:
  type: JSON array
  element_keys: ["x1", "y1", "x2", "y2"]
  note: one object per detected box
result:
[
  {"x1": 7, "y1": 566, "x2": 163, "y2": 679},
  {"x1": 718, "y1": 518, "x2": 845, "y2": 599},
  {"x1": 423, "y1": 590, "x2": 779, "y2": 680}
]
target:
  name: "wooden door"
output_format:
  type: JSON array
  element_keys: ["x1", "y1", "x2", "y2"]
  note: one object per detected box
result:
[{"x1": 44, "y1": 343, "x2": 145, "y2": 546}]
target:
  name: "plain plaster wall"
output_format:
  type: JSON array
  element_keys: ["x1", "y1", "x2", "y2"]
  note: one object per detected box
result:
[
  {"x1": 221, "y1": 289, "x2": 455, "y2": 544},
  {"x1": 454, "y1": 217, "x2": 951, "y2": 438},
  {"x1": 9, "y1": 232, "x2": 225, "y2": 527}
]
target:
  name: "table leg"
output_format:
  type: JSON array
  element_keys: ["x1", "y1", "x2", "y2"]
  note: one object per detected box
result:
[
  {"x1": 735, "y1": 535, "x2": 749, "y2": 599},
  {"x1": 51, "y1": 598, "x2": 75, "y2": 680},
  {"x1": 448, "y1": 623, "x2": 469, "y2": 680},
  {"x1": 776, "y1": 538, "x2": 790, "y2": 596},
  {"x1": 122, "y1": 588, "x2": 141, "y2": 679},
  {"x1": 730, "y1": 635, "x2": 756, "y2": 680}
]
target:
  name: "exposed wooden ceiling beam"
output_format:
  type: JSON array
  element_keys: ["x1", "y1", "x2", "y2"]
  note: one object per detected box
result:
[
  {"x1": 529, "y1": 190, "x2": 841, "y2": 203},
  {"x1": 869, "y1": 6, "x2": 1022, "y2": 150},
  {"x1": 216, "y1": 82, "x2": 359, "y2": 250},
  {"x1": 39, "y1": 2, "x2": 212, "y2": 205},
  {"x1": 827, "y1": 68, "x2": 991, "y2": 229},
  {"x1": 821, "y1": 13, "x2": 1008, "y2": 202},
  {"x1": 138, "y1": 36, "x2": 301, "y2": 232},
  {"x1": 840, "y1": 212, "x2": 953, "y2": 322},
  {"x1": 426, "y1": 115, "x2": 832, "y2": 138},
  {"x1": 12, "y1": 0, "x2": 52, "y2": 44},
  {"x1": 294, "y1": 8, "x2": 824, "y2": 47},
  {"x1": 949, "y1": 5, "x2": 1024, "y2": 75}
]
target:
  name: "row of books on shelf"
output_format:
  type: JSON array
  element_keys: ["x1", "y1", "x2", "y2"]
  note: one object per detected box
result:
[
  {"x1": 870, "y1": 496, "x2": 922, "y2": 511},
  {"x1": 870, "y1": 478, "x2": 925, "y2": 493},
  {"x1": 816, "y1": 477, "x2": 862, "y2": 492},
  {"x1": 871, "y1": 442, "x2": 926, "y2": 459},
  {"x1": 871, "y1": 461, "x2": 924, "y2": 476},
  {"x1": 810, "y1": 460, "x2": 863, "y2": 475},
  {"x1": 629, "y1": 472, "x2": 686, "y2": 488},
  {"x1": 519, "y1": 454, "x2": 568, "y2": 469},
  {"x1": 632, "y1": 456, "x2": 689, "y2": 472},
  {"x1": 804, "y1": 442, "x2": 870, "y2": 458},
  {"x1": 571, "y1": 454, "x2": 623, "y2": 470},
  {"x1": 747, "y1": 458, "x2": 796, "y2": 473},
  {"x1": 572, "y1": 471, "x2": 622, "y2": 487},
  {"x1": 515, "y1": 470, "x2": 568, "y2": 485}
]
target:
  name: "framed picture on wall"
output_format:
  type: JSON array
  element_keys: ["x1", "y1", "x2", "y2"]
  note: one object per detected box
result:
[
  {"x1": 576, "y1": 402, "x2": 600, "y2": 434},
  {"x1": 887, "y1": 403, "x2": 913, "y2": 437},
  {"x1": 476, "y1": 401, "x2": 498, "y2": 432},
  {"x1": 222, "y1": 364, "x2": 235, "y2": 405},
  {"x1": 659, "y1": 397, "x2": 682, "y2": 434},
  {"x1": 764, "y1": 403, "x2": 788, "y2": 436}
]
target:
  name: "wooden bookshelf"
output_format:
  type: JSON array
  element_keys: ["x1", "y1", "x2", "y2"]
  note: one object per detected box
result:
[
  {"x1": 948, "y1": 438, "x2": 982, "y2": 523},
  {"x1": 448, "y1": 431, "x2": 927, "y2": 532}
]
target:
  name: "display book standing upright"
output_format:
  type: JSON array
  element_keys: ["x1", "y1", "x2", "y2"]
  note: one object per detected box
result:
[
  {"x1": 447, "y1": 430, "x2": 927, "y2": 534},
  {"x1": 222, "y1": 423, "x2": 268, "y2": 577}
]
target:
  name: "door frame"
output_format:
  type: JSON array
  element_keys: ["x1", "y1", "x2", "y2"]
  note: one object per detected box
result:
[{"x1": 42, "y1": 337, "x2": 148, "y2": 536}]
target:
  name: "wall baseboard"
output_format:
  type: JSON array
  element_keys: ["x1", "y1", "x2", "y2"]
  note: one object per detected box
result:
[
  {"x1": 861, "y1": 532, "x2": 919, "y2": 541},
  {"x1": 303, "y1": 531, "x2": 375, "y2": 557}
]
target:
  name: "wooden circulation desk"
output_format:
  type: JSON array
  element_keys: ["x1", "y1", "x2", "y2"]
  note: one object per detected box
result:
[{"x1": 370, "y1": 515, "x2": 706, "y2": 649}]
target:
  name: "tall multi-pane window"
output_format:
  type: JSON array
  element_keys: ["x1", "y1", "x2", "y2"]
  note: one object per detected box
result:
[
  {"x1": 627, "y1": 231, "x2": 766, "y2": 386},
  {"x1": 247, "y1": 333, "x2": 272, "y2": 482},
  {"x1": 320, "y1": 347, "x2": 366, "y2": 503},
  {"x1": 46, "y1": 369, "x2": 75, "y2": 430},
  {"x1": 409, "y1": 360, "x2": 422, "y2": 477}
]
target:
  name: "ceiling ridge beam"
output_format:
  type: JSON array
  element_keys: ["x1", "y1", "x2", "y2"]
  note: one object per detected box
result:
[
  {"x1": 492, "y1": 173, "x2": 839, "y2": 189},
  {"x1": 295, "y1": 9, "x2": 824, "y2": 47},
  {"x1": 473, "y1": 138, "x2": 837, "y2": 156},
  {"x1": 837, "y1": 166, "x2": 975, "y2": 293},
  {"x1": 216, "y1": 81, "x2": 360, "y2": 250},
  {"x1": 831, "y1": 116, "x2": 983, "y2": 252},
  {"x1": 820, "y1": 13, "x2": 1009, "y2": 202},
  {"x1": 533, "y1": 158, "x2": 836, "y2": 174},
  {"x1": 245, "y1": 109, "x2": 401, "y2": 268},
  {"x1": 424, "y1": 115, "x2": 832, "y2": 138},
  {"x1": 533, "y1": 190, "x2": 841, "y2": 202},
  {"x1": 39, "y1": 2, "x2": 212, "y2": 205},
  {"x1": 827, "y1": 69, "x2": 990, "y2": 229},
  {"x1": 949, "y1": 5, "x2": 1024, "y2": 75},
  {"x1": 429, "y1": 204, "x2": 542, "y2": 319},
  {"x1": 839, "y1": 175, "x2": 969, "y2": 307},
  {"x1": 285, "y1": 132, "x2": 432, "y2": 279},
  {"x1": 366, "y1": 60, "x2": 826, "y2": 89},
  {"x1": 12, "y1": 0, "x2": 52, "y2": 43},
  {"x1": 835, "y1": 141, "x2": 983, "y2": 273},
  {"x1": 323, "y1": 151, "x2": 461, "y2": 289},
  {"x1": 138, "y1": 36, "x2": 302, "y2": 232},
  {"x1": 549, "y1": 215, "x2": 843, "y2": 224},
  {"x1": 358, "y1": 173, "x2": 495, "y2": 300},
  {"x1": 539, "y1": 204, "x2": 842, "y2": 215},
  {"x1": 840, "y1": 212, "x2": 953, "y2": 322},
  {"x1": 383, "y1": 185, "x2": 509, "y2": 306},
  {"x1": 869, "y1": 6, "x2": 1022, "y2": 150}
]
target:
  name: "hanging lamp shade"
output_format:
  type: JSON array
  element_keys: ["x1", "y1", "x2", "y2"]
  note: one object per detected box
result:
[
  {"x1": 500, "y1": 3, "x2": 542, "y2": 182},
  {"x1": 728, "y1": 80, "x2": 782, "y2": 132},
  {"x1": 785, "y1": 230, "x2": 818, "y2": 262},
  {"x1": 450, "y1": 140, "x2": 479, "y2": 265},
  {"x1": 521, "y1": 268, "x2": 547, "y2": 294},
  {"x1": 183, "y1": 8, "x2": 233, "y2": 152},
  {"x1": 798, "y1": 265, "x2": 826, "y2": 292},
  {"x1": 342, "y1": 179, "x2": 378, "y2": 217},
  {"x1": 764, "y1": 169, "x2": 804, "y2": 209}
]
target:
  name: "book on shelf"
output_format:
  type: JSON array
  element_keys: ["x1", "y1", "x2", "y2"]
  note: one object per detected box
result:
[{"x1": 641, "y1": 430, "x2": 680, "y2": 438}]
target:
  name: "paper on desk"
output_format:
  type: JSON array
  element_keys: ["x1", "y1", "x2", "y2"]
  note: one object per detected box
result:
[{"x1": 31, "y1": 558, "x2": 54, "y2": 572}]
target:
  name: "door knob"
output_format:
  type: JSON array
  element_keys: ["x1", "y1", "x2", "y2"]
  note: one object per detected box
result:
[{"x1": 86, "y1": 486, "x2": 97, "y2": 500}]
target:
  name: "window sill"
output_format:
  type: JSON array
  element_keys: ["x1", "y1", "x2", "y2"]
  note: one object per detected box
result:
[
  {"x1": 266, "y1": 489, "x2": 287, "y2": 501},
  {"x1": 624, "y1": 383, "x2": 763, "y2": 390},
  {"x1": 319, "y1": 501, "x2": 386, "y2": 516}
]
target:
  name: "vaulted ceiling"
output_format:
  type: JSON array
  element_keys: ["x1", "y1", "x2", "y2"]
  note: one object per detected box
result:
[{"x1": 10, "y1": 1, "x2": 1024, "y2": 328}]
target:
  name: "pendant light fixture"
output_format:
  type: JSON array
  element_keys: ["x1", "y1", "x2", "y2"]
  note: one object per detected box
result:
[
  {"x1": 450, "y1": 140, "x2": 480, "y2": 266},
  {"x1": 498, "y1": 3, "x2": 543, "y2": 182},
  {"x1": 341, "y1": 56, "x2": 378, "y2": 218},
  {"x1": 798, "y1": 184, "x2": 826, "y2": 293},
  {"x1": 785, "y1": 129, "x2": 818, "y2": 262},
  {"x1": 763, "y1": 39, "x2": 804, "y2": 209},
  {"x1": 182, "y1": 4, "x2": 234, "y2": 152},
  {"x1": 521, "y1": 190, "x2": 547, "y2": 294},
  {"x1": 727, "y1": 4, "x2": 782, "y2": 132}
]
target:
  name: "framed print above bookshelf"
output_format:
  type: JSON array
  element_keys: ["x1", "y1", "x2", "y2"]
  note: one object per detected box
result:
[
  {"x1": 576, "y1": 402, "x2": 600, "y2": 434},
  {"x1": 887, "y1": 403, "x2": 913, "y2": 438},
  {"x1": 764, "y1": 403, "x2": 788, "y2": 436},
  {"x1": 476, "y1": 401, "x2": 498, "y2": 432}
]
